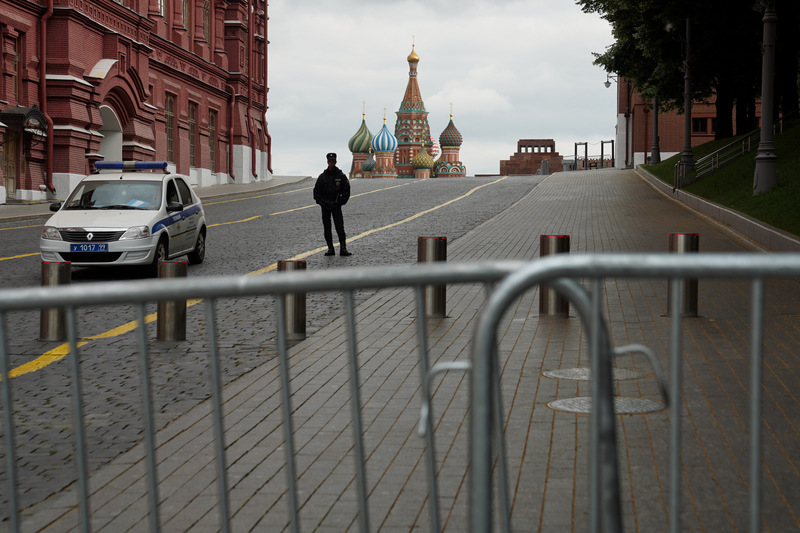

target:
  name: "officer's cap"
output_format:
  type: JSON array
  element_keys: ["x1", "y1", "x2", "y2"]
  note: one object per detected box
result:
[{"x1": 326, "y1": 152, "x2": 337, "y2": 161}]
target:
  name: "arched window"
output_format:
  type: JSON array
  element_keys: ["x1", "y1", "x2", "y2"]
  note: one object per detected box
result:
[
  {"x1": 10, "y1": 34, "x2": 22, "y2": 104},
  {"x1": 188, "y1": 101, "x2": 198, "y2": 167},
  {"x1": 163, "y1": 0, "x2": 171, "y2": 29},
  {"x1": 183, "y1": 0, "x2": 191, "y2": 32},
  {"x1": 165, "y1": 93, "x2": 176, "y2": 163},
  {"x1": 202, "y1": 0, "x2": 210, "y2": 42},
  {"x1": 208, "y1": 110, "x2": 217, "y2": 173}
]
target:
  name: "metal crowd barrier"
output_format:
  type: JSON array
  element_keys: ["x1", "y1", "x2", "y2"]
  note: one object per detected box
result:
[
  {"x1": 1, "y1": 253, "x2": 798, "y2": 533},
  {"x1": 471, "y1": 253, "x2": 800, "y2": 533}
]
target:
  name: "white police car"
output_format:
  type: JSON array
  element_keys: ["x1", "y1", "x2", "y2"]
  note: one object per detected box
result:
[{"x1": 40, "y1": 161, "x2": 207, "y2": 275}]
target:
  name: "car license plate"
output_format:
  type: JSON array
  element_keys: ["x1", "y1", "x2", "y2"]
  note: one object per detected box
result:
[{"x1": 70, "y1": 243, "x2": 108, "y2": 252}]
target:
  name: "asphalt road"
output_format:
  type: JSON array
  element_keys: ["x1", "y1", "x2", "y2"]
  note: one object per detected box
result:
[{"x1": 0, "y1": 175, "x2": 544, "y2": 518}]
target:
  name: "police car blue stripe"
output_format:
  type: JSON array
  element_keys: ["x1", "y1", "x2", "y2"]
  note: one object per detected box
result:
[{"x1": 152, "y1": 204, "x2": 203, "y2": 233}]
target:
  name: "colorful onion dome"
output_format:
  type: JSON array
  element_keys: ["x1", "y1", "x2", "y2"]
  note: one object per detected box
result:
[
  {"x1": 430, "y1": 138, "x2": 441, "y2": 158},
  {"x1": 439, "y1": 116, "x2": 463, "y2": 148},
  {"x1": 371, "y1": 118, "x2": 398, "y2": 153},
  {"x1": 348, "y1": 114, "x2": 373, "y2": 154},
  {"x1": 362, "y1": 152, "x2": 376, "y2": 172},
  {"x1": 411, "y1": 147, "x2": 434, "y2": 169},
  {"x1": 407, "y1": 44, "x2": 420, "y2": 64}
]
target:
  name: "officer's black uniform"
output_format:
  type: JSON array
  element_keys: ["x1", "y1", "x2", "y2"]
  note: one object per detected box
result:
[{"x1": 313, "y1": 153, "x2": 351, "y2": 256}]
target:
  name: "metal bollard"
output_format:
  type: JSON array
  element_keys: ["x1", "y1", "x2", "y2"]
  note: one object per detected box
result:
[
  {"x1": 40, "y1": 262, "x2": 71, "y2": 341},
  {"x1": 278, "y1": 260, "x2": 306, "y2": 341},
  {"x1": 539, "y1": 235, "x2": 570, "y2": 317},
  {"x1": 668, "y1": 233, "x2": 699, "y2": 317},
  {"x1": 157, "y1": 261, "x2": 187, "y2": 341},
  {"x1": 417, "y1": 237, "x2": 447, "y2": 317}
]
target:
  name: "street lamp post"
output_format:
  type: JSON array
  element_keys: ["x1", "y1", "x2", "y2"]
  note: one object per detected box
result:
[
  {"x1": 651, "y1": 96, "x2": 661, "y2": 164},
  {"x1": 603, "y1": 74, "x2": 621, "y2": 168},
  {"x1": 753, "y1": 0, "x2": 778, "y2": 195},
  {"x1": 680, "y1": 18, "x2": 694, "y2": 178}
]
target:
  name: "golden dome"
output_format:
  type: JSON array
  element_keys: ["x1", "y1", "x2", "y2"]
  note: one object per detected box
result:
[{"x1": 407, "y1": 45, "x2": 420, "y2": 64}]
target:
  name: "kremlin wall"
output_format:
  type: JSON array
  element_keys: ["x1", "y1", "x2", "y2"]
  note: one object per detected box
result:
[{"x1": 347, "y1": 46, "x2": 466, "y2": 179}]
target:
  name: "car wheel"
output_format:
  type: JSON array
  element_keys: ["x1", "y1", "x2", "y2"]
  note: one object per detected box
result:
[
  {"x1": 148, "y1": 238, "x2": 168, "y2": 277},
  {"x1": 187, "y1": 229, "x2": 206, "y2": 264}
]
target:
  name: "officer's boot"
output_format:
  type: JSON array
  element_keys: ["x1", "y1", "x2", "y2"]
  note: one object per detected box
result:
[{"x1": 324, "y1": 240, "x2": 336, "y2": 256}]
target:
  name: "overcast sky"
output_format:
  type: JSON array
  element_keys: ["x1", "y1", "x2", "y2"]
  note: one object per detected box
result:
[{"x1": 266, "y1": 0, "x2": 617, "y2": 177}]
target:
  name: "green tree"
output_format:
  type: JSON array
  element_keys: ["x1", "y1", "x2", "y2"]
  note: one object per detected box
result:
[{"x1": 578, "y1": 0, "x2": 799, "y2": 139}]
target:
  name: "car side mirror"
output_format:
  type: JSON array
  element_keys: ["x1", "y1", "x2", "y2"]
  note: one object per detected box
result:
[
  {"x1": 50, "y1": 202, "x2": 62, "y2": 212},
  {"x1": 167, "y1": 201, "x2": 183, "y2": 213}
]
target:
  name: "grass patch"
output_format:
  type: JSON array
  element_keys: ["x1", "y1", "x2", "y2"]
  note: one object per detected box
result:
[{"x1": 642, "y1": 120, "x2": 800, "y2": 237}]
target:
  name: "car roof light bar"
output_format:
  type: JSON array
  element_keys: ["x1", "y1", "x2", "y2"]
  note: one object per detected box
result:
[{"x1": 94, "y1": 161, "x2": 169, "y2": 171}]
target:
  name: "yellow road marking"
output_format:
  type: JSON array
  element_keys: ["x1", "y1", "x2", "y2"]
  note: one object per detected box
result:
[
  {"x1": 250, "y1": 178, "x2": 506, "y2": 273},
  {"x1": 1, "y1": 253, "x2": 39, "y2": 262},
  {"x1": 268, "y1": 183, "x2": 413, "y2": 216},
  {"x1": 209, "y1": 216, "x2": 262, "y2": 227},
  {"x1": 7, "y1": 178, "x2": 507, "y2": 378},
  {"x1": 7, "y1": 342, "x2": 89, "y2": 378},
  {"x1": 0, "y1": 224, "x2": 43, "y2": 231},
  {"x1": 203, "y1": 186, "x2": 314, "y2": 206}
]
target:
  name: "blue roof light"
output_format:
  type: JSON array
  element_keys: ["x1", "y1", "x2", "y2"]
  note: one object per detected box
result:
[{"x1": 95, "y1": 161, "x2": 169, "y2": 171}]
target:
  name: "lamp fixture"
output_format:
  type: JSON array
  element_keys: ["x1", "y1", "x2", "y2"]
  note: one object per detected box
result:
[{"x1": 604, "y1": 73, "x2": 618, "y2": 88}]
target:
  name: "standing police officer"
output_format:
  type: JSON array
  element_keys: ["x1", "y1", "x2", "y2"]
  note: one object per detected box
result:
[{"x1": 313, "y1": 152, "x2": 352, "y2": 256}]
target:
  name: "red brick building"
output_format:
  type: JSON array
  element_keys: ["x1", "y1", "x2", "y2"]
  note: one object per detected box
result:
[
  {"x1": 613, "y1": 77, "x2": 755, "y2": 168},
  {"x1": 1, "y1": 0, "x2": 270, "y2": 203}
]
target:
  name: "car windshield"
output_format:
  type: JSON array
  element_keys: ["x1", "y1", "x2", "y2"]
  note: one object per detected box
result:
[{"x1": 63, "y1": 180, "x2": 162, "y2": 210}]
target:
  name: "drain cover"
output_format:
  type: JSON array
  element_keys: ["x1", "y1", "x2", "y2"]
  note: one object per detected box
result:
[
  {"x1": 542, "y1": 367, "x2": 651, "y2": 381},
  {"x1": 547, "y1": 396, "x2": 665, "y2": 414}
]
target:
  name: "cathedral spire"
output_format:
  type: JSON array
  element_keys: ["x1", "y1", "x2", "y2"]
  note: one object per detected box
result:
[
  {"x1": 401, "y1": 44, "x2": 425, "y2": 112},
  {"x1": 395, "y1": 43, "x2": 432, "y2": 179}
]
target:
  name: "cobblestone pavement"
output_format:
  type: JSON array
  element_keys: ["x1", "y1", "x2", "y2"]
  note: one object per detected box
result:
[{"x1": 0, "y1": 175, "x2": 544, "y2": 524}]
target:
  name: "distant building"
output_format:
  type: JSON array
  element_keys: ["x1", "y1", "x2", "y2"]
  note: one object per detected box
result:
[
  {"x1": 613, "y1": 77, "x2": 759, "y2": 168},
  {"x1": 394, "y1": 45, "x2": 433, "y2": 179},
  {"x1": 1, "y1": 0, "x2": 270, "y2": 203},
  {"x1": 348, "y1": 45, "x2": 465, "y2": 178},
  {"x1": 500, "y1": 139, "x2": 562, "y2": 175}
]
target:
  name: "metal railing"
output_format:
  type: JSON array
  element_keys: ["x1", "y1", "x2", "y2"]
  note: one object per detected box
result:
[
  {"x1": 675, "y1": 113, "x2": 794, "y2": 186},
  {"x1": 1, "y1": 253, "x2": 799, "y2": 532},
  {"x1": 562, "y1": 156, "x2": 615, "y2": 172},
  {"x1": 673, "y1": 159, "x2": 691, "y2": 190},
  {"x1": 693, "y1": 129, "x2": 761, "y2": 180}
]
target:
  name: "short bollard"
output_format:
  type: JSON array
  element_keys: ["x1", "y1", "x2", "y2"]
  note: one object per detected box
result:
[
  {"x1": 157, "y1": 261, "x2": 187, "y2": 341},
  {"x1": 668, "y1": 233, "x2": 699, "y2": 317},
  {"x1": 40, "y1": 261, "x2": 71, "y2": 341},
  {"x1": 539, "y1": 235, "x2": 570, "y2": 317},
  {"x1": 278, "y1": 260, "x2": 306, "y2": 341},
  {"x1": 417, "y1": 237, "x2": 447, "y2": 317}
]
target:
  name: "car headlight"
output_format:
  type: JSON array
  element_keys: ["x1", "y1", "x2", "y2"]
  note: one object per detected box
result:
[
  {"x1": 41, "y1": 226, "x2": 62, "y2": 240},
  {"x1": 120, "y1": 226, "x2": 152, "y2": 240}
]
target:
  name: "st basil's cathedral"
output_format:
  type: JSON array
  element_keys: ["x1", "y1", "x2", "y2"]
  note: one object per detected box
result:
[{"x1": 347, "y1": 46, "x2": 466, "y2": 179}]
